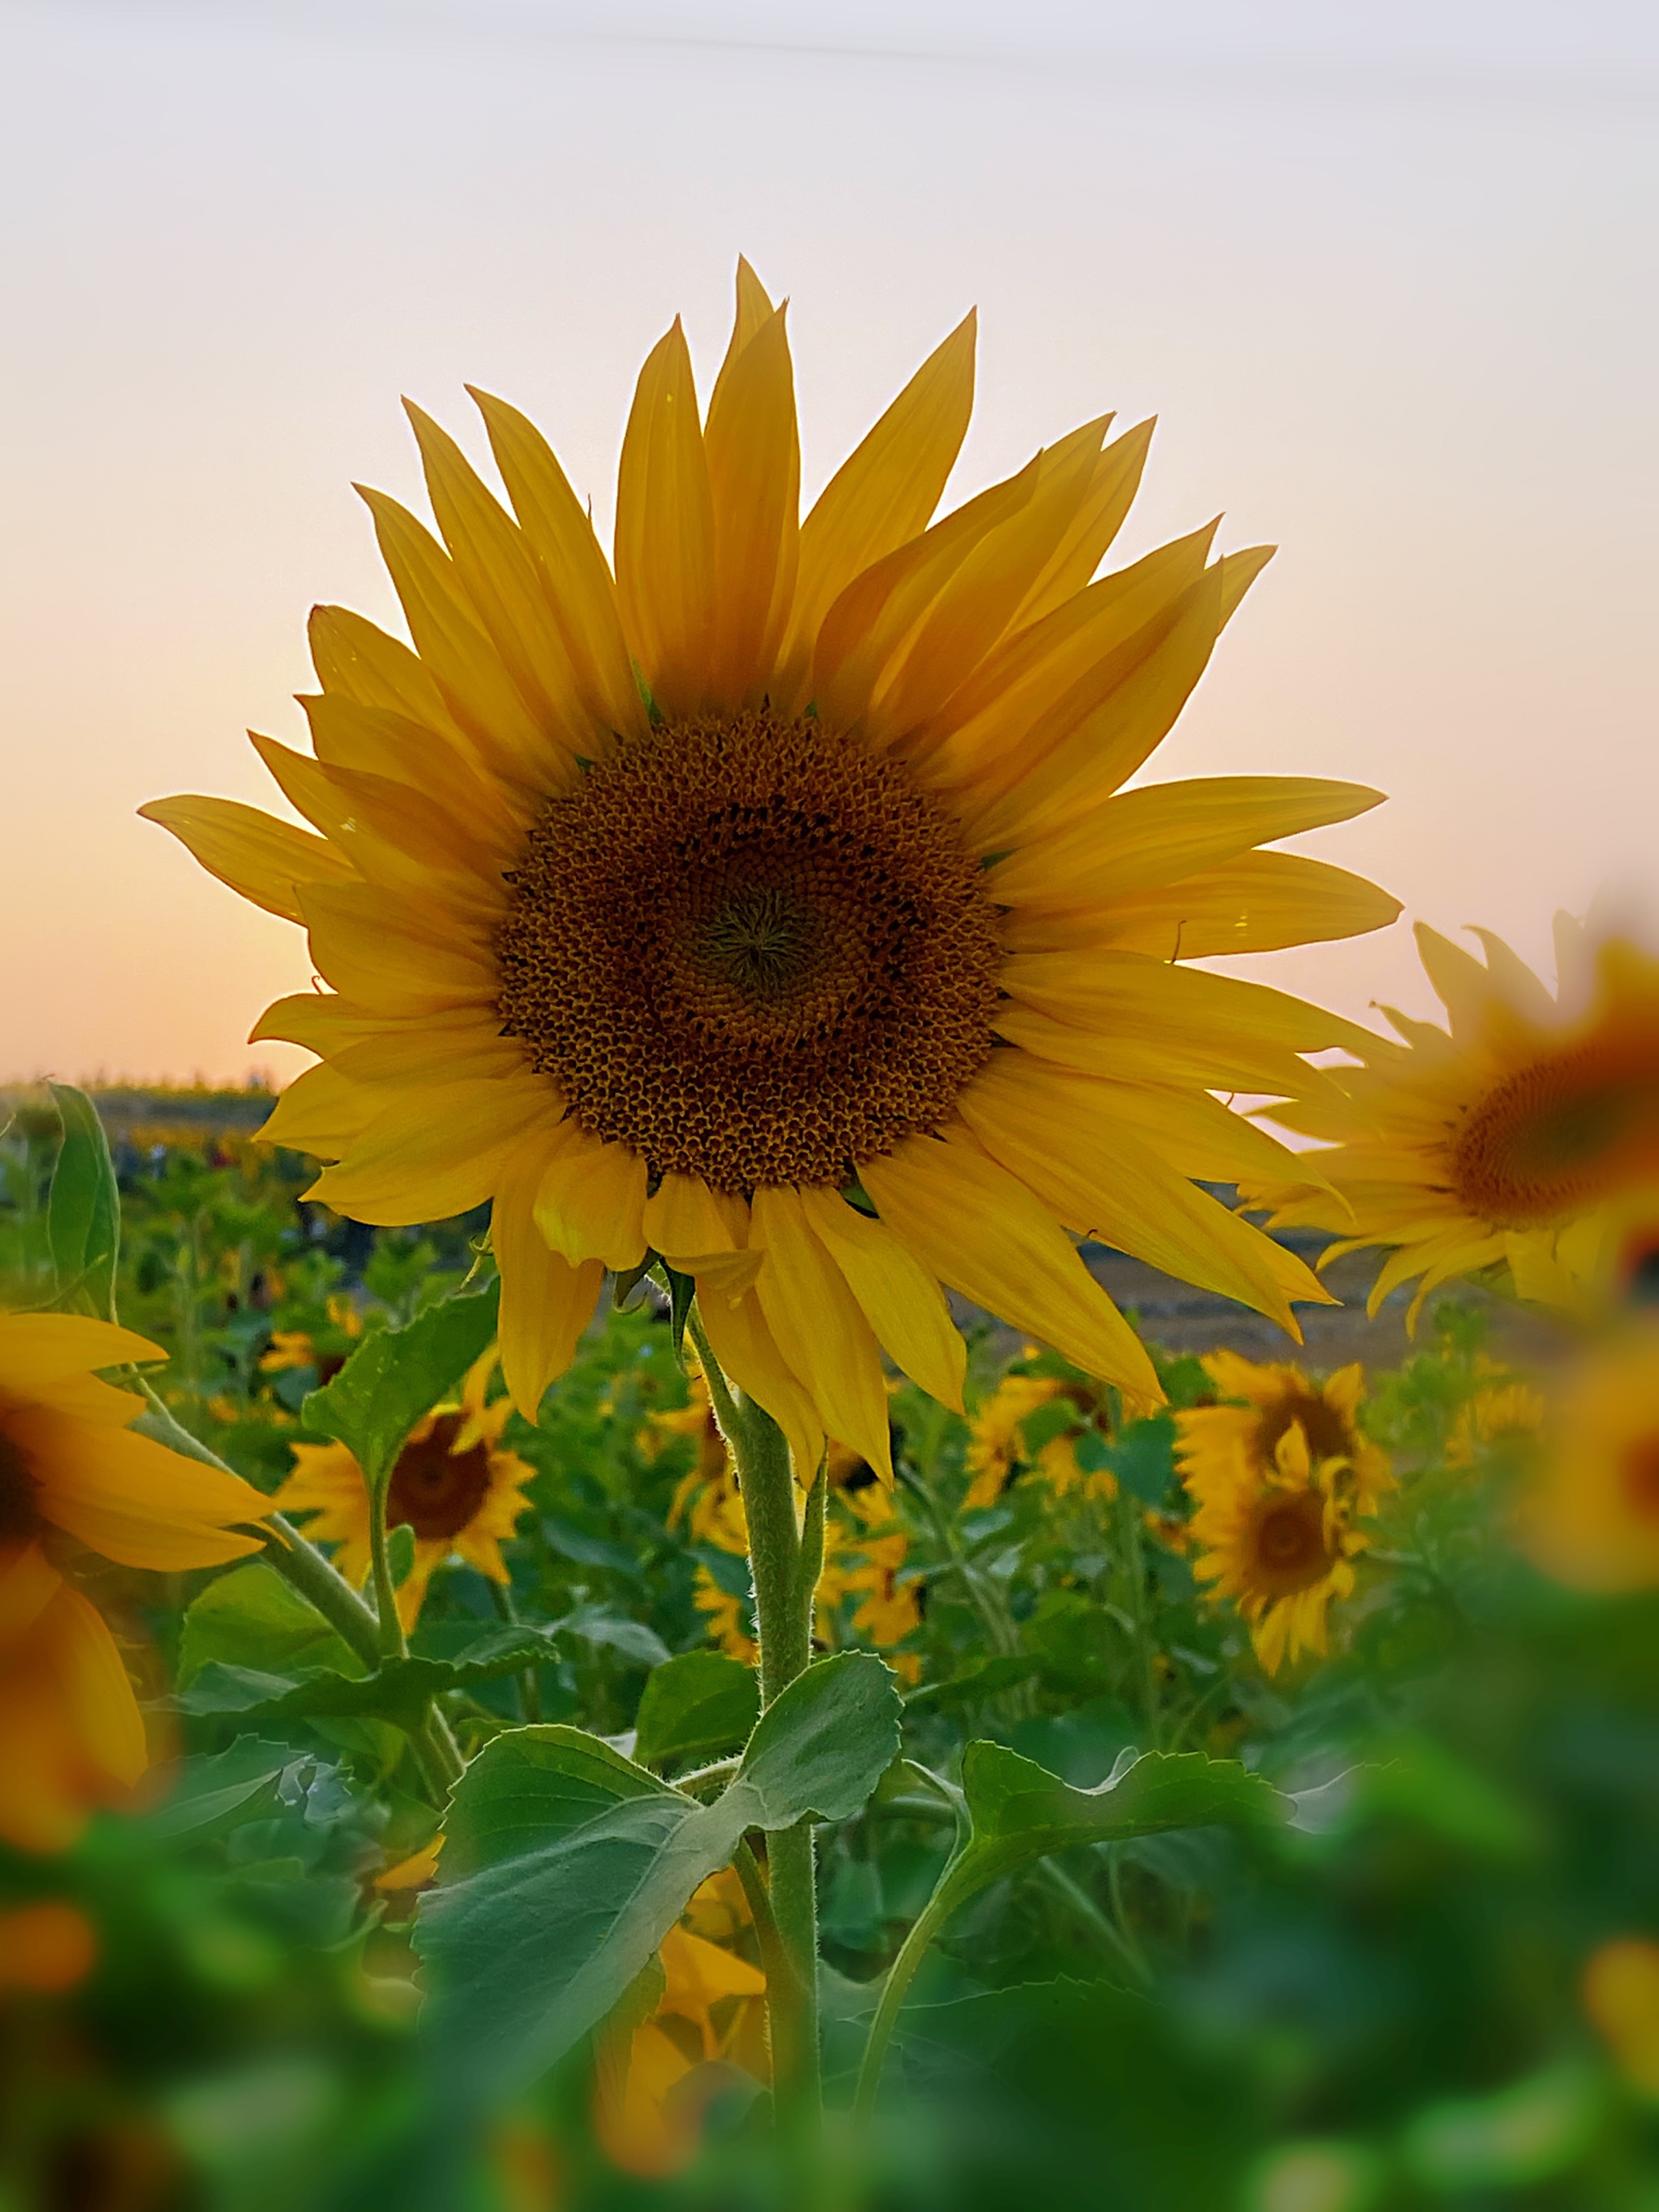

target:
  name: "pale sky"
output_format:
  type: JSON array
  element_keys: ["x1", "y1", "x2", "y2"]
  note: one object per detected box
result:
[{"x1": 3, "y1": 0, "x2": 1655, "y2": 1085}]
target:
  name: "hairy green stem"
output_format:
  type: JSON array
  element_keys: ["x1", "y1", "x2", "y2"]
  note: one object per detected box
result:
[
  {"x1": 687, "y1": 1305, "x2": 822, "y2": 2141},
  {"x1": 853, "y1": 1863, "x2": 959, "y2": 2128}
]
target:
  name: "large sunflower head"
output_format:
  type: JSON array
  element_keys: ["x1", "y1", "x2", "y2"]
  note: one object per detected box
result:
[
  {"x1": 0, "y1": 1312, "x2": 270, "y2": 1849},
  {"x1": 1240, "y1": 916, "x2": 1659, "y2": 1327},
  {"x1": 272, "y1": 1347, "x2": 531, "y2": 1630},
  {"x1": 144, "y1": 263, "x2": 1399, "y2": 1472}
]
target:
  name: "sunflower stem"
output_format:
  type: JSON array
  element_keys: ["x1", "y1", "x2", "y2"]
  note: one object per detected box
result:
[
  {"x1": 366, "y1": 1475, "x2": 409, "y2": 1662},
  {"x1": 686, "y1": 1304, "x2": 823, "y2": 2146}
]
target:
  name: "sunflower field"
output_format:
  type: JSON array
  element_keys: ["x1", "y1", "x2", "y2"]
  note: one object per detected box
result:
[{"x1": 4, "y1": 276, "x2": 1658, "y2": 2210}]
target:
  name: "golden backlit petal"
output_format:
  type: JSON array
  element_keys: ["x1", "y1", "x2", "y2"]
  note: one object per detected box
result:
[
  {"x1": 776, "y1": 308, "x2": 976, "y2": 707},
  {"x1": 1412, "y1": 922, "x2": 1507, "y2": 1044},
  {"x1": 306, "y1": 1080, "x2": 544, "y2": 1225},
  {"x1": 0, "y1": 1314, "x2": 163, "y2": 1396},
  {"x1": 0, "y1": 1541, "x2": 63, "y2": 1641},
  {"x1": 705, "y1": 297, "x2": 800, "y2": 705},
  {"x1": 694, "y1": 1283, "x2": 826, "y2": 1482},
  {"x1": 1010, "y1": 416, "x2": 1154, "y2": 629},
  {"x1": 956, "y1": 1057, "x2": 1322, "y2": 1333},
  {"x1": 989, "y1": 775, "x2": 1386, "y2": 911},
  {"x1": 869, "y1": 420, "x2": 1110, "y2": 743},
  {"x1": 45, "y1": 1582, "x2": 148, "y2": 1788},
  {"x1": 533, "y1": 1123, "x2": 649, "y2": 1272},
  {"x1": 812, "y1": 455, "x2": 1041, "y2": 734},
  {"x1": 300, "y1": 880, "x2": 495, "y2": 1015},
  {"x1": 14, "y1": 1409, "x2": 267, "y2": 1569},
  {"x1": 797, "y1": 1187, "x2": 966, "y2": 1413},
  {"x1": 307, "y1": 602, "x2": 472, "y2": 748},
  {"x1": 614, "y1": 318, "x2": 718, "y2": 719},
  {"x1": 641, "y1": 1174, "x2": 747, "y2": 1262},
  {"x1": 1466, "y1": 928, "x2": 1559, "y2": 1028},
  {"x1": 860, "y1": 1135, "x2": 1161, "y2": 1408},
  {"x1": 912, "y1": 524, "x2": 1218, "y2": 796},
  {"x1": 256, "y1": 1062, "x2": 376, "y2": 1158},
  {"x1": 285, "y1": 750, "x2": 509, "y2": 903},
  {"x1": 137, "y1": 796, "x2": 356, "y2": 925},
  {"x1": 329, "y1": 1023, "x2": 527, "y2": 1089},
  {"x1": 469, "y1": 386, "x2": 647, "y2": 743},
  {"x1": 750, "y1": 1186, "x2": 892, "y2": 1478},
  {"x1": 1066, "y1": 1075, "x2": 1338, "y2": 1196},
  {"x1": 405, "y1": 399, "x2": 595, "y2": 757},
  {"x1": 1000, "y1": 850, "x2": 1402, "y2": 960},
  {"x1": 300, "y1": 692, "x2": 527, "y2": 853},
  {"x1": 356, "y1": 486, "x2": 560, "y2": 793}
]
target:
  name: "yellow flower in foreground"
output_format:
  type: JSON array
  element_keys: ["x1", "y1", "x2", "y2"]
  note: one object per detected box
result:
[
  {"x1": 1517, "y1": 1324, "x2": 1659, "y2": 1592},
  {"x1": 144, "y1": 262, "x2": 1396, "y2": 1468},
  {"x1": 272, "y1": 1348, "x2": 532, "y2": 1630},
  {"x1": 1178, "y1": 1351, "x2": 1389, "y2": 1674},
  {"x1": 1241, "y1": 917, "x2": 1659, "y2": 1326},
  {"x1": 0, "y1": 1313, "x2": 268, "y2": 1850},
  {"x1": 594, "y1": 1869, "x2": 768, "y2": 2177},
  {"x1": 1582, "y1": 1938, "x2": 1659, "y2": 2097}
]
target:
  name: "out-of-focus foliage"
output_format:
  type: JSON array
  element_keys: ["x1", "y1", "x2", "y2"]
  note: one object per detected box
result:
[{"x1": 2, "y1": 1094, "x2": 1656, "y2": 2210}]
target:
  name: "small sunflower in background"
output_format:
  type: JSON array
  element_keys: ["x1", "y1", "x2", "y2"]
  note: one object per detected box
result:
[
  {"x1": 0, "y1": 1313, "x2": 269, "y2": 1850},
  {"x1": 144, "y1": 258, "x2": 1396, "y2": 1467},
  {"x1": 272, "y1": 1347, "x2": 532, "y2": 1631},
  {"x1": 1240, "y1": 914, "x2": 1659, "y2": 1326},
  {"x1": 1177, "y1": 1350, "x2": 1390, "y2": 1674},
  {"x1": 1517, "y1": 1323, "x2": 1659, "y2": 1593}
]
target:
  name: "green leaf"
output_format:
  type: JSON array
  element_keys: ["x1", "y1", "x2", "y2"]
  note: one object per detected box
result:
[
  {"x1": 929, "y1": 1743, "x2": 1288, "y2": 1930},
  {"x1": 902, "y1": 1654, "x2": 1041, "y2": 1712},
  {"x1": 301, "y1": 1281, "x2": 500, "y2": 1489},
  {"x1": 137, "y1": 1738, "x2": 300, "y2": 1843},
  {"x1": 179, "y1": 1562, "x2": 366, "y2": 1690},
  {"x1": 416, "y1": 1650, "x2": 901, "y2": 2093},
  {"x1": 45, "y1": 1083, "x2": 121, "y2": 1320},
  {"x1": 633, "y1": 1650, "x2": 759, "y2": 1771},
  {"x1": 175, "y1": 1622, "x2": 571, "y2": 1734},
  {"x1": 561, "y1": 1607, "x2": 672, "y2": 1671}
]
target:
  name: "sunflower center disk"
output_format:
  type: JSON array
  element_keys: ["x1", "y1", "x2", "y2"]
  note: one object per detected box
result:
[
  {"x1": 1451, "y1": 1040, "x2": 1659, "y2": 1227},
  {"x1": 1245, "y1": 1491, "x2": 1333, "y2": 1597},
  {"x1": 1622, "y1": 1435, "x2": 1659, "y2": 1522},
  {"x1": 495, "y1": 710, "x2": 1003, "y2": 1191},
  {"x1": 387, "y1": 1416, "x2": 493, "y2": 1543},
  {"x1": 0, "y1": 1427, "x2": 43, "y2": 1546}
]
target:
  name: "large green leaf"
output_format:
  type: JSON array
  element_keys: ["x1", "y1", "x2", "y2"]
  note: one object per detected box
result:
[
  {"x1": 177, "y1": 1624, "x2": 571, "y2": 1734},
  {"x1": 632, "y1": 1649, "x2": 759, "y2": 1771},
  {"x1": 416, "y1": 1651, "x2": 901, "y2": 2094},
  {"x1": 932, "y1": 1743, "x2": 1289, "y2": 1924},
  {"x1": 301, "y1": 1281, "x2": 500, "y2": 1488},
  {"x1": 45, "y1": 1083, "x2": 121, "y2": 1320},
  {"x1": 137, "y1": 1737, "x2": 300, "y2": 1843},
  {"x1": 178, "y1": 1561, "x2": 365, "y2": 1688}
]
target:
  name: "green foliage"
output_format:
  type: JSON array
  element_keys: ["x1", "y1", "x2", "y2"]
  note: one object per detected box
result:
[
  {"x1": 416, "y1": 1651, "x2": 902, "y2": 2093},
  {"x1": 302, "y1": 1280, "x2": 500, "y2": 1489},
  {"x1": 632, "y1": 1649, "x2": 760, "y2": 1771},
  {"x1": 45, "y1": 1081, "x2": 122, "y2": 1317}
]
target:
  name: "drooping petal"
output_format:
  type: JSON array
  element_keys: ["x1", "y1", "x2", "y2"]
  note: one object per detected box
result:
[
  {"x1": 750, "y1": 1186, "x2": 892, "y2": 1476},
  {"x1": 136, "y1": 797, "x2": 355, "y2": 924},
  {"x1": 614, "y1": 318, "x2": 717, "y2": 718},
  {"x1": 797, "y1": 1187, "x2": 965, "y2": 1412},
  {"x1": 257, "y1": 1062, "x2": 376, "y2": 1157},
  {"x1": 694, "y1": 1280, "x2": 826, "y2": 1484},
  {"x1": 775, "y1": 308, "x2": 977, "y2": 707},
  {"x1": 533, "y1": 1123, "x2": 650, "y2": 1272},
  {"x1": 860, "y1": 1136, "x2": 1161, "y2": 1407},
  {"x1": 641, "y1": 1174, "x2": 748, "y2": 1263}
]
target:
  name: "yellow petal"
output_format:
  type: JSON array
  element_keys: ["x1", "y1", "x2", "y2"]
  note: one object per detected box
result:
[
  {"x1": 299, "y1": 690, "x2": 525, "y2": 855},
  {"x1": 0, "y1": 1541, "x2": 64, "y2": 1639},
  {"x1": 750, "y1": 1187, "x2": 892, "y2": 1477},
  {"x1": 614, "y1": 318, "x2": 717, "y2": 719},
  {"x1": 988, "y1": 775, "x2": 1386, "y2": 909},
  {"x1": 797, "y1": 1187, "x2": 965, "y2": 1412},
  {"x1": 405, "y1": 399, "x2": 596, "y2": 763},
  {"x1": 306, "y1": 1080, "x2": 545, "y2": 1225},
  {"x1": 956, "y1": 1056, "x2": 1323, "y2": 1333},
  {"x1": 533, "y1": 1122, "x2": 649, "y2": 1271},
  {"x1": 812, "y1": 455, "x2": 1041, "y2": 735},
  {"x1": 307, "y1": 602, "x2": 475, "y2": 751},
  {"x1": 0, "y1": 1315, "x2": 164, "y2": 1394},
  {"x1": 356, "y1": 485, "x2": 557, "y2": 794},
  {"x1": 300, "y1": 881, "x2": 495, "y2": 1015},
  {"x1": 1010, "y1": 416, "x2": 1154, "y2": 629},
  {"x1": 705, "y1": 295, "x2": 800, "y2": 706},
  {"x1": 247, "y1": 734, "x2": 499, "y2": 912},
  {"x1": 1413, "y1": 921, "x2": 1505, "y2": 1043},
  {"x1": 257, "y1": 1062, "x2": 376, "y2": 1158},
  {"x1": 860, "y1": 1137, "x2": 1161, "y2": 1406},
  {"x1": 694, "y1": 1282, "x2": 825, "y2": 1483},
  {"x1": 999, "y1": 849, "x2": 1402, "y2": 959},
  {"x1": 45, "y1": 1581, "x2": 148, "y2": 1788},
  {"x1": 16, "y1": 1409, "x2": 267, "y2": 1569},
  {"x1": 469, "y1": 386, "x2": 647, "y2": 743},
  {"x1": 137, "y1": 796, "x2": 355, "y2": 925},
  {"x1": 641, "y1": 1174, "x2": 747, "y2": 1262},
  {"x1": 775, "y1": 308, "x2": 977, "y2": 707}
]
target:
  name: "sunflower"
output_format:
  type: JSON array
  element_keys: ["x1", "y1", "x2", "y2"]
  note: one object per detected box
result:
[
  {"x1": 271, "y1": 1347, "x2": 532, "y2": 1629},
  {"x1": 1240, "y1": 916, "x2": 1659, "y2": 1326},
  {"x1": 1177, "y1": 1350, "x2": 1389, "y2": 1674},
  {"x1": 144, "y1": 262, "x2": 1397, "y2": 1466},
  {"x1": 1516, "y1": 1323, "x2": 1659, "y2": 1592},
  {"x1": 0, "y1": 1312, "x2": 269, "y2": 1850}
]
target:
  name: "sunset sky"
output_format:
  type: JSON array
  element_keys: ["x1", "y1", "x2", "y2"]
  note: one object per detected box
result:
[{"x1": 4, "y1": 0, "x2": 1655, "y2": 1087}]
